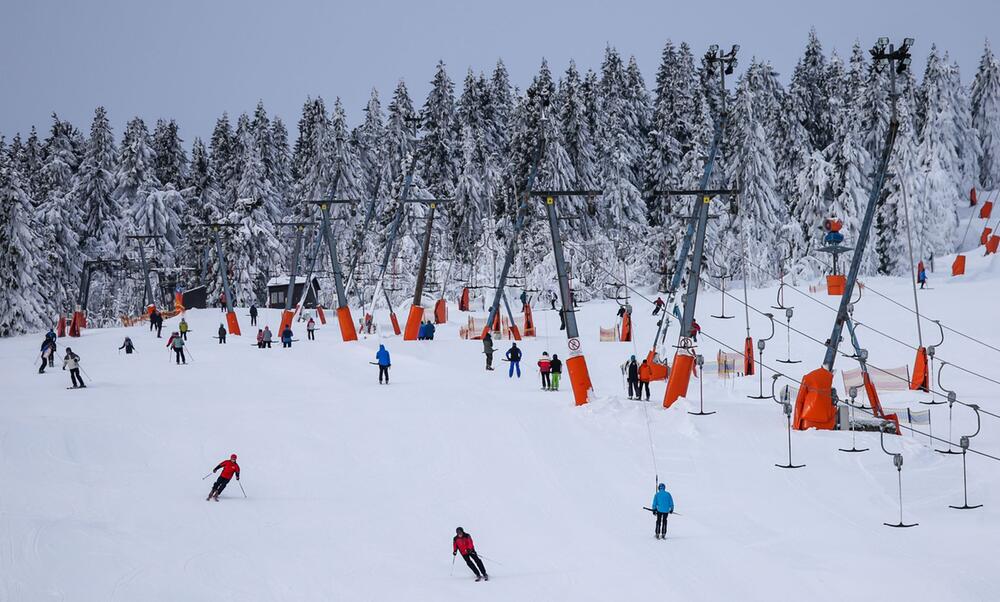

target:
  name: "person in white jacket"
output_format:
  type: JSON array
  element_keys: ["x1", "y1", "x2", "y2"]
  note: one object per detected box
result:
[{"x1": 63, "y1": 348, "x2": 85, "y2": 388}]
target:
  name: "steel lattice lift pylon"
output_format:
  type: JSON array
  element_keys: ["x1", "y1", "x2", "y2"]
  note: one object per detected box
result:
[{"x1": 793, "y1": 37, "x2": 914, "y2": 433}]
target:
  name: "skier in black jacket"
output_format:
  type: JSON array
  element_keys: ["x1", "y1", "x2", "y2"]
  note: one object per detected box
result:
[
  {"x1": 625, "y1": 355, "x2": 640, "y2": 399},
  {"x1": 506, "y1": 343, "x2": 522, "y2": 378}
]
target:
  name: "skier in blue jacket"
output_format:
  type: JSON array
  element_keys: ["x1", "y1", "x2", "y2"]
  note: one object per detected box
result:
[
  {"x1": 376, "y1": 344, "x2": 391, "y2": 384},
  {"x1": 651, "y1": 483, "x2": 674, "y2": 539}
]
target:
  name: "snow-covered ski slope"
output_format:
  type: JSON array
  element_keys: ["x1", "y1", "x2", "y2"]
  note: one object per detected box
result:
[{"x1": 1, "y1": 254, "x2": 998, "y2": 601}]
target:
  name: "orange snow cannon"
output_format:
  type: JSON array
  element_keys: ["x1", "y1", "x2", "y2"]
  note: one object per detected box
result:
[
  {"x1": 337, "y1": 305, "x2": 358, "y2": 342},
  {"x1": 403, "y1": 304, "x2": 424, "y2": 341}
]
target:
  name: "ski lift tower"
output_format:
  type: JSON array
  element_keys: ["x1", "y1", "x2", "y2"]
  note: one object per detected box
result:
[
  {"x1": 69, "y1": 258, "x2": 127, "y2": 336},
  {"x1": 660, "y1": 44, "x2": 741, "y2": 408},
  {"x1": 124, "y1": 233, "x2": 162, "y2": 315},
  {"x1": 403, "y1": 197, "x2": 453, "y2": 340},
  {"x1": 274, "y1": 221, "x2": 316, "y2": 337},
  {"x1": 794, "y1": 37, "x2": 914, "y2": 432},
  {"x1": 300, "y1": 200, "x2": 359, "y2": 342},
  {"x1": 201, "y1": 223, "x2": 242, "y2": 335}
]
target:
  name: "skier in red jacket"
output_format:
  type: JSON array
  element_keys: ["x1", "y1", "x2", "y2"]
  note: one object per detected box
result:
[
  {"x1": 453, "y1": 527, "x2": 489, "y2": 581},
  {"x1": 207, "y1": 454, "x2": 240, "y2": 501}
]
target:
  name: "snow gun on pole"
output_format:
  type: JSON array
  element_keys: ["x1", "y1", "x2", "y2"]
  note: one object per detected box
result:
[
  {"x1": 793, "y1": 37, "x2": 914, "y2": 433},
  {"x1": 661, "y1": 44, "x2": 741, "y2": 409}
]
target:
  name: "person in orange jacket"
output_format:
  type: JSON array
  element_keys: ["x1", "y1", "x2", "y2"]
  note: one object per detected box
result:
[{"x1": 638, "y1": 359, "x2": 653, "y2": 401}]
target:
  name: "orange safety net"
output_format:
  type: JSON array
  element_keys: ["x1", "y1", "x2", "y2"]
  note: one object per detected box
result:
[
  {"x1": 459, "y1": 287, "x2": 470, "y2": 311},
  {"x1": 225, "y1": 310, "x2": 241, "y2": 336},
  {"x1": 337, "y1": 305, "x2": 358, "y2": 342},
  {"x1": 403, "y1": 305, "x2": 424, "y2": 340},
  {"x1": 566, "y1": 354, "x2": 593, "y2": 406},
  {"x1": 981, "y1": 200, "x2": 994, "y2": 220},
  {"x1": 434, "y1": 298, "x2": 448, "y2": 324},
  {"x1": 952, "y1": 255, "x2": 966, "y2": 276},
  {"x1": 744, "y1": 336, "x2": 755, "y2": 376},
  {"x1": 663, "y1": 352, "x2": 694, "y2": 408},
  {"x1": 792, "y1": 367, "x2": 836, "y2": 430},
  {"x1": 909, "y1": 346, "x2": 929, "y2": 392},
  {"x1": 826, "y1": 274, "x2": 846, "y2": 296}
]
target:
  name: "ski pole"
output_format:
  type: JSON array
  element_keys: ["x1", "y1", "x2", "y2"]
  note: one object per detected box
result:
[
  {"x1": 476, "y1": 554, "x2": 503, "y2": 565},
  {"x1": 237, "y1": 479, "x2": 247, "y2": 498},
  {"x1": 202, "y1": 472, "x2": 214, "y2": 480},
  {"x1": 450, "y1": 554, "x2": 456, "y2": 576}
]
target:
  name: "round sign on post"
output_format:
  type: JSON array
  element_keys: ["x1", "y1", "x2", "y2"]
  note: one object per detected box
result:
[{"x1": 567, "y1": 337, "x2": 581, "y2": 355}]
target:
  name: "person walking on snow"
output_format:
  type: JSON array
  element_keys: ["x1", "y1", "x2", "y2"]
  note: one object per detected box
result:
[
  {"x1": 179, "y1": 318, "x2": 189, "y2": 341},
  {"x1": 625, "y1": 355, "x2": 640, "y2": 399},
  {"x1": 63, "y1": 347, "x2": 85, "y2": 388},
  {"x1": 538, "y1": 352, "x2": 552, "y2": 390},
  {"x1": 249, "y1": 304, "x2": 258, "y2": 326},
  {"x1": 307, "y1": 317, "x2": 316, "y2": 340},
  {"x1": 44, "y1": 330, "x2": 57, "y2": 367},
  {"x1": 376, "y1": 344, "x2": 391, "y2": 384},
  {"x1": 506, "y1": 343, "x2": 522, "y2": 378},
  {"x1": 453, "y1": 527, "x2": 489, "y2": 581},
  {"x1": 482, "y1": 332, "x2": 495, "y2": 371},
  {"x1": 651, "y1": 483, "x2": 674, "y2": 539},
  {"x1": 638, "y1": 359, "x2": 652, "y2": 401},
  {"x1": 119, "y1": 337, "x2": 136, "y2": 355},
  {"x1": 167, "y1": 331, "x2": 186, "y2": 364},
  {"x1": 917, "y1": 263, "x2": 927, "y2": 289},
  {"x1": 262, "y1": 326, "x2": 273, "y2": 348},
  {"x1": 218, "y1": 324, "x2": 227, "y2": 344},
  {"x1": 550, "y1": 354, "x2": 562, "y2": 390},
  {"x1": 281, "y1": 325, "x2": 293, "y2": 348},
  {"x1": 38, "y1": 337, "x2": 55, "y2": 373},
  {"x1": 207, "y1": 454, "x2": 240, "y2": 501},
  {"x1": 256, "y1": 329, "x2": 264, "y2": 348}
]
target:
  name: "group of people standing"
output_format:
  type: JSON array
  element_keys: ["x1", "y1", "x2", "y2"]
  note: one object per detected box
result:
[{"x1": 480, "y1": 335, "x2": 562, "y2": 390}]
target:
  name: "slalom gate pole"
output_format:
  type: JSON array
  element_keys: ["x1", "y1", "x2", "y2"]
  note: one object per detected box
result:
[{"x1": 238, "y1": 480, "x2": 247, "y2": 498}]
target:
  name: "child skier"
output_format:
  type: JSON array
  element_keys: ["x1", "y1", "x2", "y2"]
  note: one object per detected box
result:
[
  {"x1": 453, "y1": 527, "x2": 489, "y2": 581},
  {"x1": 262, "y1": 326, "x2": 273, "y2": 348},
  {"x1": 179, "y1": 318, "x2": 189, "y2": 340},
  {"x1": 166, "y1": 331, "x2": 186, "y2": 364},
  {"x1": 538, "y1": 352, "x2": 552, "y2": 390},
  {"x1": 63, "y1": 347, "x2": 85, "y2": 388},
  {"x1": 217, "y1": 324, "x2": 227, "y2": 344},
  {"x1": 376, "y1": 344, "x2": 391, "y2": 384},
  {"x1": 256, "y1": 329, "x2": 264, "y2": 348},
  {"x1": 207, "y1": 454, "x2": 240, "y2": 501},
  {"x1": 550, "y1": 354, "x2": 562, "y2": 390},
  {"x1": 281, "y1": 326, "x2": 293, "y2": 348},
  {"x1": 482, "y1": 332, "x2": 495, "y2": 371},
  {"x1": 307, "y1": 317, "x2": 316, "y2": 340},
  {"x1": 119, "y1": 337, "x2": 136, "y2": 354},
  {"x1": 506, "y1": 343, "x2": 522, "y2": 378},
  {"x1": 651, "y1": 483, "x2": 674, "y2": 539}
]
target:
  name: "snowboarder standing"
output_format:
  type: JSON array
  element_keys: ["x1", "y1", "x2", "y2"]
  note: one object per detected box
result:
[
  {"x1": 63, "y1": 347, "x2": 85, "y2": 388},
  {"x1": 453, "y1": 527, "x2": 489, "y2": 582},
  {"x1": 167, "y1": 331, "x2": 186, "y2": 364},
  {"x1": 538, "y1": 351, "x2": 552, "y2": 390},
  {"x1": 119, "y1": 337, "x2": 136, "y2": 355},
  {"x1": 307, "y1": 317, "x2": 316, "y2": 340},
  {"x1": 625, "y1": 355, "x2": 640, "y2": 400},
  {"x1": 179, "y1": 318, "x2": 190, "y2": 341},
  {"x1": 281, "y1": 325, "x2": 293, "y2": 348},
  {"x1": 506, "y1": 343, "x2": 522, "y2": 378},
  {"x1": 550, "y1": 354, "x2": 562, "y2": 391},
  {"x1": 482, "y1": 332, "x2": 495, "y2": 371},
  {"x1": 651, "y1": 483, "x2": 674, "y2": 540},
  {"x1": 249, "y1": 304, "x2": 258, "y2": 326},
  {"x1": 376, "y1": 344, "x2": 391, "y2": 384},
  {"x1": 217, "y1": 324, "x2": 227, "y2": 344},
  {"x1": 207, "y1": 454, "x2": 240, "y2": 501}
]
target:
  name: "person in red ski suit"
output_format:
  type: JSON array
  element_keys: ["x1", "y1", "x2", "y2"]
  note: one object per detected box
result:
[
  {"x1": 453, "y1": 527, "x2": 488, "y2": 581},
  {"x1": 689, "y1": 319, "x2": 701, "y2": 342},
  {"x1": 207, "y1": 454, "x2": 240, "y2": 501}
]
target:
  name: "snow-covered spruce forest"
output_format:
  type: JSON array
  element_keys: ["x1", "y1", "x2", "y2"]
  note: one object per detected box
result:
[{"x1": 2, "y1": 32, "x2": 999, "y2": 336}]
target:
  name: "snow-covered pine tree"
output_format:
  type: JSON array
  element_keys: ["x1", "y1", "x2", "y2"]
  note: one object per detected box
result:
[
  {"x1": 788, "y1": 28, "x2": 834, "y2": 151},
  {"x1": 559, "y1": 61, "x2": 599, "y2": 200},
  {"x1": 269, "y1": 117, "x2": 292, "y2": 203},
  {"x1": 419, "y1": 61, "x2": 459, "y2": 198},
  {"x1": 946, "y1": 60, "x2": 981, "y2": 194},
  {"x1": 972, "y1": 41, "x2": 1000, "y2": 188},
  {"x1": 450, "y1": 125, "x2": 486, "y2": 262},
  {"x1": 485, "y1": 60, "x2": 514, "y2": 159},
  {"x1": 354, "y1": 88, "x2": 386, "y2": 197},
  {"x1": 152, "y1": 118, "x2": 188, "y2": 188},
  {"x1": 0, "y1": 154, "x2": 53, "y2": 334},
  {"x1": 76, "y1": 107, "x2": 119, "y2": 257},
  {"x1": 209, "y1": 114, "x2": 238, "y2": 214}
]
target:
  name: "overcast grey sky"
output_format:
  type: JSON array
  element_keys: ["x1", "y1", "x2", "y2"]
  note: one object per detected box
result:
[{"x1": 1, "y1": 0, "x2": 997, "y2": 143}]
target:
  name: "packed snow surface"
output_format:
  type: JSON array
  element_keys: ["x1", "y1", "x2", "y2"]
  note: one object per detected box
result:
[{"x1": 1, "y1": 253, "x2": 999, "y2": 601}]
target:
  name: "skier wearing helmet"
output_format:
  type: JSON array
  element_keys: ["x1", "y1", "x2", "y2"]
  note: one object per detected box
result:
[
  {"x1": 452, "y1": 527, "x2": 489, "y2": 581},
  {"x1": 207, "y1": 454, "x2": 240, "y2": 501}
]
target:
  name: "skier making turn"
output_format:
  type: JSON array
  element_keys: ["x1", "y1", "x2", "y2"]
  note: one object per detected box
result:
[
  {"x1": 453, "y1": 527, "x2": 489, "y2": 581},
  {"x1": 207, "y1": 454, "x2": 240, "y2": 501}
]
